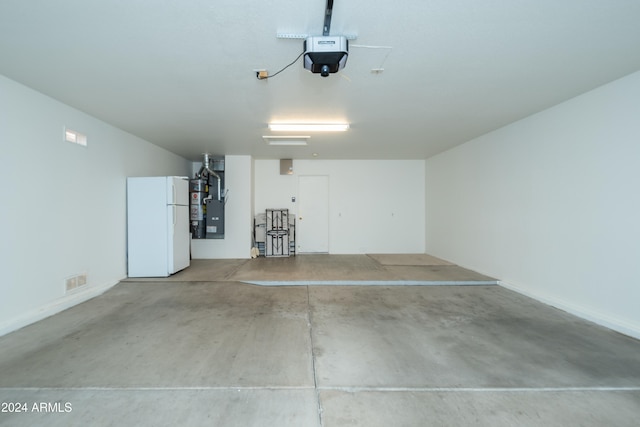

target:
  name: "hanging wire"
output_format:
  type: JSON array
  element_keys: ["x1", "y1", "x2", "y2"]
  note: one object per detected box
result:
[
  {"x1": 350, "y1": 44, "x2": 393, "y2": 71},
  {"x1": 257, "y1": 51, "x2": 305, "y2": 80}
]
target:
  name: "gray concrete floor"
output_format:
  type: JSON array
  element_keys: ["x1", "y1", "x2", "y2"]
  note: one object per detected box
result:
[{"x1": 1, "y1": 254, "x2": 640, "y2": 426}]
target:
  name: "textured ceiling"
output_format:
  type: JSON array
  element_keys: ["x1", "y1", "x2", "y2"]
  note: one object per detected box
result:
[{"x1": 2, "y1": 0, "x2": 640, "y2": 161}]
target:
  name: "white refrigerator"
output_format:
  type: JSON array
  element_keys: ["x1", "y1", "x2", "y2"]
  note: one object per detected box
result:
[{"x1": 127, "y1": 176, "x2": 190, "y2": 277}]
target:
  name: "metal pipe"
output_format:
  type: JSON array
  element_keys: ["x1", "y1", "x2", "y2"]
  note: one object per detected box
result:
[{"x1": 196, "y1": 153, "x2": 221, "y2": 201}]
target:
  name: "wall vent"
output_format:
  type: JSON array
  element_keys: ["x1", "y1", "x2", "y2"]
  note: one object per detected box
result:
[
  {"x1": 280, "y1": 159, "x2": 293, "y2": 175},
  {"x1": 64, "y1": 127, "x2": 87, "y2": 146},
  {"x1": 65, "y1": 273, "x2": 88, "y2": 292}
]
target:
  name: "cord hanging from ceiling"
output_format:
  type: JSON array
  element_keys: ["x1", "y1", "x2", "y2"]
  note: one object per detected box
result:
[{"x1": 256, "y1": 51, "x2": 305, "y2": 80}]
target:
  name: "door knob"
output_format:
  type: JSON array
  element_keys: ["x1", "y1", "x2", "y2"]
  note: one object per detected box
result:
[{"x1": 299, "y1": 216, "x2": 303, "y2": 220}]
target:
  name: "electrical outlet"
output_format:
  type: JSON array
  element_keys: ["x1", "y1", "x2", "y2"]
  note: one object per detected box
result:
[{"x1": 254, "y1": 69, "x2": 268, "y2": 79}]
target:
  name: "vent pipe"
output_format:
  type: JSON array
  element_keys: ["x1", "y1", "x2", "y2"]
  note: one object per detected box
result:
[{"x1": 196, "y1": 153, "x2": 221, "y2": 201}]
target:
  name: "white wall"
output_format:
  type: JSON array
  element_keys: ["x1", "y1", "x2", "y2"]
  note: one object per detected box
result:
[
  {"x1": 254, "y1": 159, "x2": 425, "y2": 254},
  {"x1": 190, "y1": 155, "x2": 253, "y2": 259},
  {"x1": 425, "y1": 71, "x2": 640, "y2": 339},
  {"x1": 0, "y1": 75, "x2": 191, "y2": 335}
]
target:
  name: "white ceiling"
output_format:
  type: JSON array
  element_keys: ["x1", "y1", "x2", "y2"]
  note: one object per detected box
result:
[{"x1": 2, "y1": 0, "x2": 640, "y2": 161}]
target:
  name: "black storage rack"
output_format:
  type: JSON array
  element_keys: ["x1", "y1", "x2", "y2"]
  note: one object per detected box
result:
[{"x1": 254, "y1": 209, "x2": 295, "y2": 257}]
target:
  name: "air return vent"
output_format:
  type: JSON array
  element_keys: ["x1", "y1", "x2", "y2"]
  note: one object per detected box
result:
[
  {"x1": 64, "y1": 127, "x2": 87, "y2": 146},
  {"x1": 280, "y1": 159, "x2": 293, "y2": 175},
  {"x1": 65, "y1": 273, "x2": 87, "y2": 292}
]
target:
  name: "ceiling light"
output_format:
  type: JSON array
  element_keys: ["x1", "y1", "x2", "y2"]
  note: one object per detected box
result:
[
  {"x1": 262, "y1": 136, "x2": 310, "y2": 146},
  {"x1": 268, "y1": 123, "x2": 349, "y2": 132},
  {"x1": 277, "y1": 33, "x2": 358, "y2": 40}
]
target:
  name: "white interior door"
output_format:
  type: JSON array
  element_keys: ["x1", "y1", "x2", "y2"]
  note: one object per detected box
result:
[{"x1": 297, "y1": 175, "x2": 329, "y2": 253}]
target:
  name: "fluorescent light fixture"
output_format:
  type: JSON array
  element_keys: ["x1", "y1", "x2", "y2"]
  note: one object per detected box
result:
[
  {"x1": 277, "y1": 33, "x2": 358, "y2": 40},
  {"x1": 268, "y1": 140, "x2": 308, "y2": 146},
  {"x1": 268, "y1": 123, "x2": 349, "y2": 132},
  {"x1": 263, "y1": 136, "x2": 310, "y2": 146}
]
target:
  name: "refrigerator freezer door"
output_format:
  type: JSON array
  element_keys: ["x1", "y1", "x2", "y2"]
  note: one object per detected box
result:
[
  {"x1": 167, "y1": 204, "x2": 190, "y2": 274},
  {"x1": 167, "y1": 176, "x2": 189, "y2": 206}
]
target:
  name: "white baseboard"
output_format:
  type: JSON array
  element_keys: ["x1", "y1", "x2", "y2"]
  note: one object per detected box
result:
[
  {"x1": 0, "y1": 280, "x2": 121, "y2": 337},
  {"x1": 498, "y1": 280, "x2": 640, "y2": 341}
]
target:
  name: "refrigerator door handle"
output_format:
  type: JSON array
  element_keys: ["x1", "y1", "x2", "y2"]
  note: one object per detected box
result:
[
  {"x1": 173, "y1": 205, "x2": 177, "y2": 227},
  {"x1": 172, "y1": 182, "x2": 176, "y2": 205}
]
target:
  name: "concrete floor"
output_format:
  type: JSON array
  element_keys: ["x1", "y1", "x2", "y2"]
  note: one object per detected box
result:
[{"x1": 1, "y1": 254, "x2": 640, "y2": 426}]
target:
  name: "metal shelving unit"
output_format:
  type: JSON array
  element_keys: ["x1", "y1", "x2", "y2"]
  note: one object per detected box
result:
[{"x1": 254, "y1": 209, "x2": 295, "y2": 257}]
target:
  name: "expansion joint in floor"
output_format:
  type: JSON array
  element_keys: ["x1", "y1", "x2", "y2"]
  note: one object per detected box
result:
[{"x1": 306, "y1": 285, "x2": 324, "y2": 427}]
